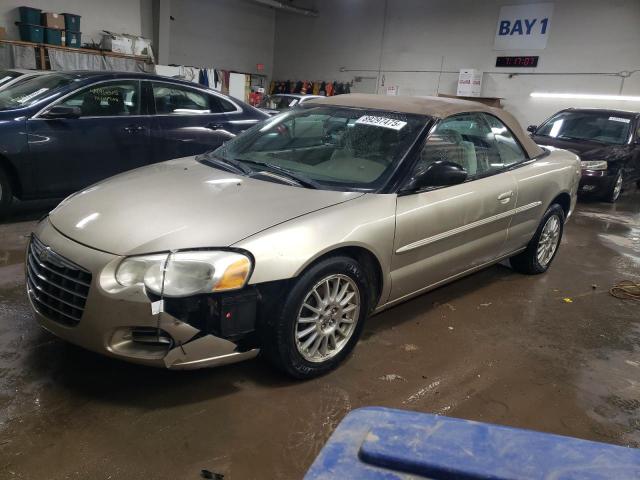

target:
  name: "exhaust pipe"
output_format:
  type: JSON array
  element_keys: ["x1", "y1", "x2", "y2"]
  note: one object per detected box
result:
[{"x1": 251, "y1": 0, "x2": 318, "y2": 17}]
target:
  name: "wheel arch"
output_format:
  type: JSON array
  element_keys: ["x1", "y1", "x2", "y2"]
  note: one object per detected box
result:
[
  {"x1": 549, "y1": 191, "x2": 571, "y2": 219},
  {"x1": 294, "y1": 244, "x2": 385, "y2": 312}
]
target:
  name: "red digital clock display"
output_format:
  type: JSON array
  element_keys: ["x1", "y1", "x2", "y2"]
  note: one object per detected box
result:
[{"x1": 495, "y1": 56, "x2": 539, "y2": 68}]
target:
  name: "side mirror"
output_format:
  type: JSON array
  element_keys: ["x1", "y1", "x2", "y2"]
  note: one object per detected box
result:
[
  {"x1": 527, "y1": 125, "x2": 537, "y2": 134},
  {"x1": 412, "y1": 161, "x2": 468, "y2": 189},
  {"x1": 42, "y1": 105, "x2": 81, "y2": 119}
]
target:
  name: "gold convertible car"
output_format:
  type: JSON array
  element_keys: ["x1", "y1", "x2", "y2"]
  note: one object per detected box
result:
[{"x1": 26, "y1": 94, "x2": 581, "y2": 378}]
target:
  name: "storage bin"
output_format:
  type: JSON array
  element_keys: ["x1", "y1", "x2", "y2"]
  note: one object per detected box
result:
[
  {"x1": 65, "y1": 30, "x2": 81, "y2": 48},
  {"x1": 18, "y1": 24, "x2": 43, "y2": 43},
  {"x1": 44, "y1": 27, "x2": 62, "y2": 46},
  {"x1": 18, "y1": 6, "x2": 42, "y2": 25},
  {"x1": 62, "y1": 13, "x2": 81, "y2": 32}
]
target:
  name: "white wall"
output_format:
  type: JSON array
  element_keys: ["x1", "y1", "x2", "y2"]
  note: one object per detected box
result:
[
  {"x1": 0, "y1": 0, "x2": 152, "y2": 46},
  {"x1": 274, "y1": 0, "x2": 640, "y2": 126},
  {"x1": 168, "y1": 0, "x2": 275, "y2": 77}
]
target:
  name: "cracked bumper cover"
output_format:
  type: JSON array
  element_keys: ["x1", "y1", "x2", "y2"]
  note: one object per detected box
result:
[{"x1": 28, "y1": 218, "x2": 259, "y2": 370}]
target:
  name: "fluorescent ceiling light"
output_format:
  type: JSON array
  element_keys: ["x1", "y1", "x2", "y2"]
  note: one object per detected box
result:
[{"x1": 530, "y1": 92, "x2": 640, "y2": 101}]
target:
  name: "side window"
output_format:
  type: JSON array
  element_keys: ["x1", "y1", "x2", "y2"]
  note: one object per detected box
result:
[
  {"x1": 152, "y1": 82, "x2": 221, "y2": 115},
  {"x1": 414, "y1": 113, "x2": 502, "y2": 179},
  {"x1": 59, "y1": 81, "x2": 140, "y2": 117},
  {"x1": 214, "y1": 95, "x2": 238, "y2": 113},
  {"x1": 483, "y1": 114, "x2": 527, "y2": 167}
]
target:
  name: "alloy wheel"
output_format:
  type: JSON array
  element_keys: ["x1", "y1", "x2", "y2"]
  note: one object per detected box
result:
[
  {"x1": 536, "y1": 214, "x2": 561, "y2": 267},
  {"x1": 294, "y1": 274, "x2": 361, "y2": 363},
  {"x1": 612, "y1": 173, "x2": 623, "y2": 201}
]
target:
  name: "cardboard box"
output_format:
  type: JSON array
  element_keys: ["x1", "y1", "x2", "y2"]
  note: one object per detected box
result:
[
  {"x1": 130, "y1": 36, "x2": 153, "y2": 57},
  {"x1": 456, "y1": 69, "x2": 482, "y2": 97},
  {"x1": 101, "y1": 33, "x2": 133, "y2": 54},
  {"x1": 42, "y1": 12, "x2": 65, "y2": 29}
]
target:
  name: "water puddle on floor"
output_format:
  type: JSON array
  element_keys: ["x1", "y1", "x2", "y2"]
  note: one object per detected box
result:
[{"x1": 575, "y1": 323, "x2": 640, "y2": 447}]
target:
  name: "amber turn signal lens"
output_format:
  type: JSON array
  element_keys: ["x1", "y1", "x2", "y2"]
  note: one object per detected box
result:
[{"x1": 215, "y1": 257, "x2": 251, "y2": 291}]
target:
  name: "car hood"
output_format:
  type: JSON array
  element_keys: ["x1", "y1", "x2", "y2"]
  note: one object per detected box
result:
[
  {"x1": 48, "y1": 157, "x2": 363, "y2": 255},
  {"x1": 532, "y1": 136, "x2": 632, "y2": 161}
]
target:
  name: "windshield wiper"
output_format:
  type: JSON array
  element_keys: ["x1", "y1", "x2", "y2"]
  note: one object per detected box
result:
[
  {"x1": 198, "y1": 153, "x2": 251, "y2": 175},
  {"x1": 239, "y1": 159, "x2": 320, "y2": 189},
  {"x1": 557, "y1": 135, "x2": 606, "y2": 144}
]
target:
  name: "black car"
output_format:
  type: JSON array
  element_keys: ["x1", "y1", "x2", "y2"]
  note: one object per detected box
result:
[
  {"x1": 529, "y1": 108, "x2": 640, "y2": 202},
  {"x1": 0, "y1": 71, "x2": 268, "y2": 214}
]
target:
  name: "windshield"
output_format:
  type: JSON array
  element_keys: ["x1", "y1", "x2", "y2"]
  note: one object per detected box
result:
[
  {"x1": 259, "y1": 95, "x2": 300, "y2": 111},
  {"x1": 536, "y1": 111, "x2": 632, "y2": 145},
  {"x1": 0, "y1": 73, "x2": 75, "y2": 110},
  {"x1": 0, "y1": 70, "x2": 23, "y2": 87},
  {"x1": 210, "y1": 106, "x2": 429, "y2": 190}
]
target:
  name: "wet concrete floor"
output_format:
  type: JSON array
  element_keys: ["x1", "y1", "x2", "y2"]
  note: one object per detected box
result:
[{"x1": 0, "y1": 192, "x2": 639, "y2": 479}]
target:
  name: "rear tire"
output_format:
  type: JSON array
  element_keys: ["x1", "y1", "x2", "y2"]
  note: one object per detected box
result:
[
  {"x1": 262, "y1": 256, "x2": 369, "y2": 379},
  {"x1": 604, "y1": 170, "x2": 623, "y2": 203},
  {"x1": 510, "y1": 204, "x2": 565, "y2": 275},
  {"x1": 0, "y1": 168, "x2": 13, "y2": 217}
]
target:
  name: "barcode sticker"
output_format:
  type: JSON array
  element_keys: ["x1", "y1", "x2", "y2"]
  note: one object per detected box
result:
[
  {"x1": 355, "y1": 115, "x2": 407, "y2": 131},
  {"x1": 609, "y1": 116, "x2": 630, "y2": 123}
]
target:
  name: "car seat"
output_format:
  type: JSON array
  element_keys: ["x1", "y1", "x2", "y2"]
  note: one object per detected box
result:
[
  {"x1": 80, "y1": 92, "x2": 101, "y2": 116},
  {"x1": 105, "y1": 89, "x2": 125, "y2": 116}
]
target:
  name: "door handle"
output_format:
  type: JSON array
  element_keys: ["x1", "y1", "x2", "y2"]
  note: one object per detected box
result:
[
  {"x1": 497, "y1": 190, "x2": 513, "y2": 204},
  {"x1": 206, "y1": 122, "x2": 224, "y2": 130},
  {"x1": 123, "y1": 125, "x2": 145, "y2": 133}
]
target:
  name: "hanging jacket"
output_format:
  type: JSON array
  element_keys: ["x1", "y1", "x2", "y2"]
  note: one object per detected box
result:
[{"x1": 326, "y1": 82, "x2": 334, "y2": 96}]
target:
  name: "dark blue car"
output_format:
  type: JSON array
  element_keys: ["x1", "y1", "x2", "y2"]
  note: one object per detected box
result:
[{"x1": 0, "y1": 71, "x2": 268, "y2": 213}]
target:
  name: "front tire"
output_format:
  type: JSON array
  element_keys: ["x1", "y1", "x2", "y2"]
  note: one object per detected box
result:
[
  {"x1": 510, "y1": 204, "x2": 565, "y2": 275},
  {"x1": 0, "y1": 168, "x2": 13, "y2": 216},
  {"x1": 262, "y1": 256, "x2": 369, "y2": 379},
  {"x1": 605, "y1": 170, "x2": 623, "y2": 203}
]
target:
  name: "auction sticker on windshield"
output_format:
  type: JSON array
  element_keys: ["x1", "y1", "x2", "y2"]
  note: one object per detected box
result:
[
  {"x1": 356, "y1": 115, "x2": 407, "y2": 131},
  {"x1": 609, "y1": 117, "x2": 630, "y2": 123},
  {"x1": 16, "y1": 88, "x2": 49, "y2": 104}
]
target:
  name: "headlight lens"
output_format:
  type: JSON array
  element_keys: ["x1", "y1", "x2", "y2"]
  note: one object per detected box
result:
[
  {"x1": 580, "y1": 160, "x2": 608, "y2": 170},
  {"x1": 115, "y1": 251, "x2": 252, "y2": 297}
]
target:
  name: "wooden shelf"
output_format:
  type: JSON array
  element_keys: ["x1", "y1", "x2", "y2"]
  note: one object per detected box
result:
[{"x1": 0, "y1": 38, "x2": 153, "y2": 69}]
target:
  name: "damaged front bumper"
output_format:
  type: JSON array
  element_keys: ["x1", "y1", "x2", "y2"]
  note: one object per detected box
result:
[{"x1": 26, "y1": 218, "x2": 259, "y2": 370}]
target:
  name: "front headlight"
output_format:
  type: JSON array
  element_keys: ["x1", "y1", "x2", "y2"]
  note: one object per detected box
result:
[
  {"x1": 580, "y1": 160, "x2": 608, "y2": 170},
  {"x1": 115, "y1": 251, "x2": 252, "y2": 297}
]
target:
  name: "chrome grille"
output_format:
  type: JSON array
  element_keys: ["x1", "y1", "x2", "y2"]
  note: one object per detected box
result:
[{"x1": 26, "y1": 235, "x2": 92, "y2": 326}]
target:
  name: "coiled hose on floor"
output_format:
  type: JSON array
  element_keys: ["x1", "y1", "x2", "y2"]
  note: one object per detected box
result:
[{"x1": 610, "y1": 280, "x2": 640, "y2": 302}]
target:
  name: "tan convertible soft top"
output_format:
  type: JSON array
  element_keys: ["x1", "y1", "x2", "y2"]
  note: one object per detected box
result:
[{"x1": 307, "y1": 93, "x2": 544, "y2": 159}]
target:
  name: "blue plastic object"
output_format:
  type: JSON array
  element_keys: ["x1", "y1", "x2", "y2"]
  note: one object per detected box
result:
[
  {"x1": 18, "y1": 24, "x2": 43, "y2": 43},
  {"x1": 43, "y1": 27, "x2": 62, "y2": 46},
  {"x1": 18, "y1": 6, "x2": 41, "y2": 25},
  {"x1": 62, "y1": 13, "x2": 81, "y2": 32},
  {"x1": 65, "y1": 30, "x2": 81, "y2": 48},
  {"x1": 305, "y1": 407, "x2": 640, "y2": 479}
]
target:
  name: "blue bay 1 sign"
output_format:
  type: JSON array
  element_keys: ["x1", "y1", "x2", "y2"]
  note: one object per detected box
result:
[{"x1": 494, "y1": 3, "x2": 554, "y2": 51}]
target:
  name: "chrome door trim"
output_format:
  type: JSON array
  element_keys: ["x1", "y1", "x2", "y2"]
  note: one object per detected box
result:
[
  {"x1": 395, "y1": 201, "x2": 542, "y2": 254},
  {"x1": 378, "y1": 247, "x2": 528, "y2": 312}
]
